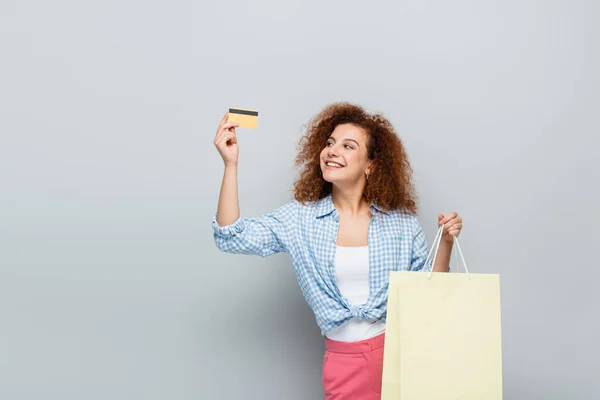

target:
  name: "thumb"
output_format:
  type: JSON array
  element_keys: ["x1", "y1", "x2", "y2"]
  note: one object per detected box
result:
[{"x1": 438, "y1": 213, "x2": 444, "y2": 226}]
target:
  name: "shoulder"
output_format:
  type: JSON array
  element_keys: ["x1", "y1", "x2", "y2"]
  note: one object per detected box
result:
[
  {"x1": 380, "y1": 208, "x2": 423, "y2": 236},
  {"x1": 271, "y1": 198, "x2": 320, "y2": 220},
  {"x1": 271, "y1": 199, "x2": 301, "y2": 217},
  {"x1": 290, "y1": 196, "x2": 331, "y2": 217}
]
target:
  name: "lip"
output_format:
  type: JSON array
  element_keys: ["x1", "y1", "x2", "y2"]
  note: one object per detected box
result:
[{"x1": 324, "y1": 160, "x2": 345, "y2": 169}]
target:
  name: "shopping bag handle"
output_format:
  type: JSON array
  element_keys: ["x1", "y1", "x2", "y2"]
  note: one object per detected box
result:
[{"x1": 424, "y1": 225, "x2": 470, "y2": 280}]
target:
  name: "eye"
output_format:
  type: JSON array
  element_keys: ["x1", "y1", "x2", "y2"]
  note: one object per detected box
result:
[{"x1": 344, "y1": 144, "x2": 354, "y2": 149}]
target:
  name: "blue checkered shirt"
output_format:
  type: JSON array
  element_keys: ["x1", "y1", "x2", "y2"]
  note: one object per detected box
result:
[{"x1": 212, "y1": 194, "x2": 433, "y2": 335}]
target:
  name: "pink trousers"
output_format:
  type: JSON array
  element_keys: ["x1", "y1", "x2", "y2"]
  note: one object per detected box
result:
[{"x1": 322, "y1": 333, "x2": 385, "y2": 400}]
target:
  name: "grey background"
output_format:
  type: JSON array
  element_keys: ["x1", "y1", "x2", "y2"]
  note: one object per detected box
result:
[{"x1": 1, "y1": 0, "x2": 598, "y2": 398}]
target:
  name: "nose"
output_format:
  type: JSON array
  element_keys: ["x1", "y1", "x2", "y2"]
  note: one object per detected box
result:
[{"x1": 327, "y1": 145, "x2": 338, "y2": 158}]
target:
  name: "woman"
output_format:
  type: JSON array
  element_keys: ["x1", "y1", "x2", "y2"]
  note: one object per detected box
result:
[{"x1": 212, "y1": 102, "x2": 463, "y2": 400}]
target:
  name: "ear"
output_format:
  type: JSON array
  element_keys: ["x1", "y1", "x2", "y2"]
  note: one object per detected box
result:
[{"x1": 365, "y1": 160, "x2": 375, "y2": 176}]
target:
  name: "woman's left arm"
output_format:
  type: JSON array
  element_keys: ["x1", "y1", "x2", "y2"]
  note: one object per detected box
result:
[{"x1": 432, "y1": 212, "x2": 463, "y2": 272}]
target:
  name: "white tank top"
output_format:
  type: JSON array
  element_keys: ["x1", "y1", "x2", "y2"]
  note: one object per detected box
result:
[{"x1": 325, "y1": 245, "x2": 386, "y2": 342}]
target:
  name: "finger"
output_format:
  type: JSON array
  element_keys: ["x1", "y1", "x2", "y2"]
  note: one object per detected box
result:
[
  {"x1": 215, "y1": 120, "x2": 234, "y2": 141},
  {"x1": 444, "y1": 225, "x2": 462, "y2": 235},
  {"x1": 214, "y1": 131, "x2": 236, "y2": 146},
  {"x1": 221, "y1": 131, "x2": 237, "y2": 143},
  {"x1": 445, "y1": 220, "x2": 462, "y2": 230},
  {"x1": 438, "y1": 213, "x2": 444, "y2": 225},
  {"x1": 441, "y1": 212, "x2": 458, "y2": 224},
  {"x1": 221, "y1": 122, "x2": 239, "y2": 131},
  {"x1": 226, "y1": 131, "x2": 238, "y2": 143},
  {"x1": 214, "y1": 129, "x2": 229, "y2": 143},
  {"x1": 216, "y1": 113, "x2": 229, "y2": 131},
  {"x1": 448, "y1": 229, "x2": 461, "y2": 237},
  {"x1": 215, "y1": 125, "x2": 237, "y2": 142}
]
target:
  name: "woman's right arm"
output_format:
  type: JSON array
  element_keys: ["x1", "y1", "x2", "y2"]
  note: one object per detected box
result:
[
  {"x1": 213, "y1": 113, "x2": 240, "y2": 226},
  {"x1": 212, "y1": 113, "x2": 297, "y2": 257}
]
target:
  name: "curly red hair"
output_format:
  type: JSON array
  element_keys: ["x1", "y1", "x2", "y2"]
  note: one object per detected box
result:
[{"x1": 293, "y1": 102, "x2": 418, "y2": 214}]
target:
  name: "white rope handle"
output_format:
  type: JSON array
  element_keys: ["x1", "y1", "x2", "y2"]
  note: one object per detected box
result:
[
  {"x1": 424, "y1": 225, "x2": 443, "y2": 274},
  {"x1": 424, "y1": 225, "x2": 470, "y2": 279}
]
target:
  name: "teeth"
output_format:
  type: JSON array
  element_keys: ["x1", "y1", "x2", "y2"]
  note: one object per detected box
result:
[{"x1": 326, "y1": 162, "x2": 343, "y2": 168}]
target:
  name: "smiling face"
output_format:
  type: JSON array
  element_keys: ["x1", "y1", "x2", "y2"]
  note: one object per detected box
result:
[{"x1": 320, "y1": 123, "x2": 372, "y2": 185}]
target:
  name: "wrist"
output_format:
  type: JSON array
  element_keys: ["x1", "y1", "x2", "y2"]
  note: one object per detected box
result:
[{"x1": 441, "y1": 235, "x2": 454, "y2": 244}]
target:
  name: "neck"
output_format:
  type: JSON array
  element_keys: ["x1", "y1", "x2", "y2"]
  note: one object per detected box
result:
[{"x1": 331, "y1": 184, "x2": 370, "y2": 217}]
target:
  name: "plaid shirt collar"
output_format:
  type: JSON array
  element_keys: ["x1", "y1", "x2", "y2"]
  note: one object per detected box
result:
[{"x1": 315, "y1": 194, "x2": 387, "y2": 219}]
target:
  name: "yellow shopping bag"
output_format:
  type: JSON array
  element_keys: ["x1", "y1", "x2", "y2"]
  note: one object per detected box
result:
[{"x1": 381, "y1": 226, "x2": 503, "y2": 399}]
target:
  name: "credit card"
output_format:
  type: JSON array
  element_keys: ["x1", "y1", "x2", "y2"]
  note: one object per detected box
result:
[{"x1": 228, "y1": 107, "x2": 258, "y2": 129}]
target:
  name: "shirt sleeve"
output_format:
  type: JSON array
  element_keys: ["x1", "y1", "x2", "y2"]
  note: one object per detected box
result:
[
  {"x1": 410, "y1": 219, "x2": 451, "y2": 272},
  {"x1": 212, "y1": 200, "x2": 298, "y2": 258},
  {"x1": 410, "y1": 223, "x2": 433, "y2": 272}
]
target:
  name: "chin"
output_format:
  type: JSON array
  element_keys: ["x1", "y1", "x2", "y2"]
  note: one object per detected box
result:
[
  {"x1": 321, "y1": 171, "x2": 334, "y2": 183},
  {"x1": 322, "y1": 172, "x2": 344, "y2": 184},
  {"x1": 321, "y1": 173, "x2": 333, "y2": 183}
]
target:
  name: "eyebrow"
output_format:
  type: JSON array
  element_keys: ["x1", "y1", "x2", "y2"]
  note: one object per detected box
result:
[{"x1": 327, "y1": 137, "x2": 360, "y2": 146}]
